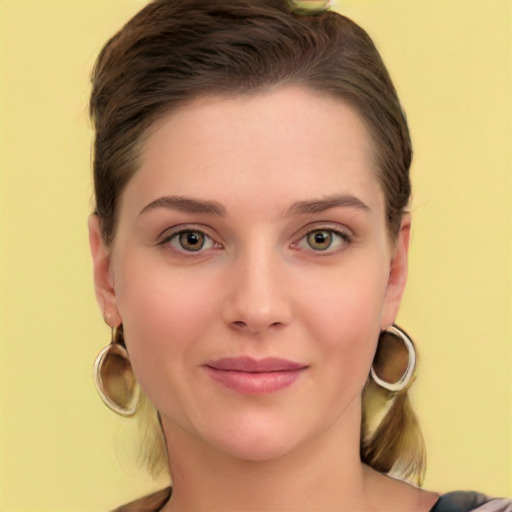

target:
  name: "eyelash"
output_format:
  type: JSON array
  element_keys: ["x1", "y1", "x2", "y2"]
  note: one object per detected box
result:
[{"x1": 158, "y1": 226, "x2": 352, "y2": 255}]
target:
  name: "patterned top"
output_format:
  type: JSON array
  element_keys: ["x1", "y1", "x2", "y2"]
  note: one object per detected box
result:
[
  {"x1": 430, "y1": 492, "x2": 512, "y2": 512},
  {"x1": 113, "y1": 488, "x2": 512, "y2": 512}
]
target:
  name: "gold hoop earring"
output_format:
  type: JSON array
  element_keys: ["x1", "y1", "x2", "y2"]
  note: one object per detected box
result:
[
  {"x1": 93, "y1": 326, "x2": 140, "y2": 416},
  {"x1": 370, "y1": 324, "x2": 417, "y2": 393}
]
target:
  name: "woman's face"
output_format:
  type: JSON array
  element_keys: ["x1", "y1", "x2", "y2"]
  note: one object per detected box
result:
[{"x1": 90, "y1": 86, "x2": 409, "y2": 462}]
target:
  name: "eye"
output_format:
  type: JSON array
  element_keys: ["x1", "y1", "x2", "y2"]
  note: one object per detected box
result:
[
  {"x1": 164, "y1": 229, "x2": 217, "y2": 252},
  {"x1": 294, "y1": 228, "x2": 351, "y2": 253}
]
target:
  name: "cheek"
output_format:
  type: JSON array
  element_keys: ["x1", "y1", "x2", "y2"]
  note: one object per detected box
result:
[
  {"x1": 300, "y1": 256, "x2": 389, "y2": 379},
  {"x1": 301, "y1": 250, "x2": 389, "y2": 330},
  {"x1": 113, "y1": 255, "x2": 220, "y2": 384}
]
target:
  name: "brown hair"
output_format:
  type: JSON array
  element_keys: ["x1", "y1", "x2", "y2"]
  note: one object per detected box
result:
[{"x1": 90, "y1": 0, "x2": 424, "y2": 484}]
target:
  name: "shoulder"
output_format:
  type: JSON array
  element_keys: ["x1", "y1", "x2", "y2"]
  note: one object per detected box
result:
[
  {"x1": 112, "y1": 487, "x2": 172, "y2": 512},
  {"x1": 430, "y1": 491, "x2": 512, "y2": 512}
]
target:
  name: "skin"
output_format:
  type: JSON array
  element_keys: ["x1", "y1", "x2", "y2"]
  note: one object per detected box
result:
[{"x1": 90, "y1": 86, "x2": 438, "y2": 511}]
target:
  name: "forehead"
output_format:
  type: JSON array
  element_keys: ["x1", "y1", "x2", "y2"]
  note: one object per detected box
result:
[{"x1": 122, "y1": 86, "x2": 384, "y2": 218}]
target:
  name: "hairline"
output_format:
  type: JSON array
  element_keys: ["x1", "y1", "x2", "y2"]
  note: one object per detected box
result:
[{"x1": 99, "y1": 83, "x2": 398, "y2": 247}]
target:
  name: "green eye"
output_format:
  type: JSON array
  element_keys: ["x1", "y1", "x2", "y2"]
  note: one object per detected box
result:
[
  {"x1": 306, "y1": 230, "x2": 333, "y2": 251},
  {"x1": 294, "y1": 227, "x2": 351, "y2": 254}
]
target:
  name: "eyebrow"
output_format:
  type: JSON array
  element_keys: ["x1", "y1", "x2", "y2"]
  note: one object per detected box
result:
[
  {"x1": 138, "y1": 193, "x2": 370, "y2": 218},
  {"x1": 286, "y1": 194, "x2": 370, "y2": 216},
  {"x1": 139, "y1": 196, "x2": 226, "y2": 217}
]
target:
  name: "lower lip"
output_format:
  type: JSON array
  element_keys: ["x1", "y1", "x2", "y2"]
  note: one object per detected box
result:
[{"x1": 203, "y1": 367, "x2": 304, "y2": 394}]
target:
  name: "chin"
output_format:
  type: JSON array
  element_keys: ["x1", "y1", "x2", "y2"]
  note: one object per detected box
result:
[
  {"x1": 203, "y1": 416, "x2": 307, "y2": 463},
  {"x1": 217, "y1": 436, "x2": 299, "y2": 463}
]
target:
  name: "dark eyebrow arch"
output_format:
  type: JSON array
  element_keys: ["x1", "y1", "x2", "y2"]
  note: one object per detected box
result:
[
  {"x1": 139, "y1": 196, "x2": 226, "y2": 217},
  {"x1": 286, "y1": 194, "x2": 371, "y2": 216}
]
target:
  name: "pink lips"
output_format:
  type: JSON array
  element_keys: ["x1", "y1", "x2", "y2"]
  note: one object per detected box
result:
[{"x1": 203, "y1": 357, "x2": 307, "y2": 394}]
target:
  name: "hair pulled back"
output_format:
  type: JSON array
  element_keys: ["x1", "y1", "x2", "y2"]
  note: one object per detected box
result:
[{"x1": 90, "y1": 0, "x2": 424, "y2": 484}]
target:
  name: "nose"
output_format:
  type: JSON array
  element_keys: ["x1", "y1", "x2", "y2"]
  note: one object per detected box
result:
[{"x1": 220, "y1": 244, "x2": 292, "y2": 334}]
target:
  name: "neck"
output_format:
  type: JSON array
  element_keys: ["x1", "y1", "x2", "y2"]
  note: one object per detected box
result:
[{"x1": 160, "y1": 399, "x2": 378, "y2": 512}]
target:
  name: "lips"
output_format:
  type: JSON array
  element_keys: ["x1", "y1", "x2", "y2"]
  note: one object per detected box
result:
[
  {"x1": 205, "y1": 356, "x2": 306, "y2": 373},
  {"x1": 203, "y1": 357, "x2": 307, "y2": 394}
]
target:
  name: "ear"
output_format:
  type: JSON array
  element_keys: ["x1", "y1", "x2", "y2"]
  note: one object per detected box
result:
[
  {"x1": 380, "y1": 215, "x2": 411, "y2": 329},
  {"x1": 88, "y1": 215, "x2": 121, "y2": 327}
]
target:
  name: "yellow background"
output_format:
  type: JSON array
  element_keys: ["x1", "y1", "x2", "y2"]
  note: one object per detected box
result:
[{"x1": 1, "y1": 1, "x2": 510, "y2": 510}]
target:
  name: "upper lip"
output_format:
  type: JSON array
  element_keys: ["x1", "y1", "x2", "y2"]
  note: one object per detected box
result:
[{"x1": 204, "y1": 356, "x2": 307, "y2": 373}]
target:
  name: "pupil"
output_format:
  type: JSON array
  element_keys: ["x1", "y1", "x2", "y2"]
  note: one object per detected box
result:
[{"x1": 187, "y1": 233, "x2": 199, "y2": 245}]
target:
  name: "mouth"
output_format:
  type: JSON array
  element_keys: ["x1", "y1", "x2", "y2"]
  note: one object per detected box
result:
[{"x1": 203, "y1": 356, "x2": 308, "y2": 394}]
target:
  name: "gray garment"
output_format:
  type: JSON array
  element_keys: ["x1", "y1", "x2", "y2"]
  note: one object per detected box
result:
[{"x1": 430, "y1": 491, "x2": 512, "y2": 512}]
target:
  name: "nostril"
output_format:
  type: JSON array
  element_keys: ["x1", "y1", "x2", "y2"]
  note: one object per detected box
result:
[{"x1": 230, "y1": 320, "x2": 285, "y2": 333}]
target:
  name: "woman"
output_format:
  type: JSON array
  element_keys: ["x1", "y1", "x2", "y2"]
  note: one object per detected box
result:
[{"x1": 88, "y1": 1, "x2": 511, "y2": 510}]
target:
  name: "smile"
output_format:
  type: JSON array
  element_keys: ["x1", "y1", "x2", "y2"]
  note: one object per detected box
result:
[{"x1": 203, "y1": 357, "x2": 308, "y2": 394}]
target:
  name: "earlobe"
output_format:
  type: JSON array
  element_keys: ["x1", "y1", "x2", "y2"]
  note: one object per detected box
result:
[
  {"x1": 88, "y1": 215, "x2": 121, "y2": 327},
  {"x1": 381, "y1": 215, "x2": 411, "y2": 329}
]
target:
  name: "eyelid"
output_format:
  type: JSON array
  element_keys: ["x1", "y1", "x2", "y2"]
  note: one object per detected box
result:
[{"x1": 293, "y1": 222, "x2": 353, "y2": 240}]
